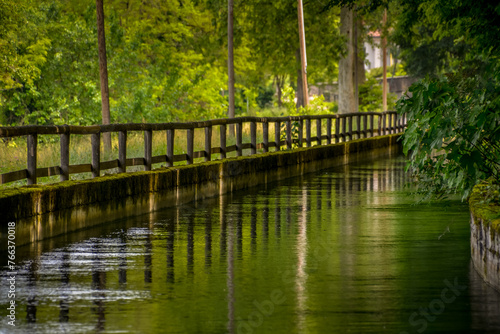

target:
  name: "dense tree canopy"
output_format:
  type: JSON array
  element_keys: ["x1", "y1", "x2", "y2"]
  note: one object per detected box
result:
[{"x1": 0, "y1": 0, "x2": 350, "y2": 126}]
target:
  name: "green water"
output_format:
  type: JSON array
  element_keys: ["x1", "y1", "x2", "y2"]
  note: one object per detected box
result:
[{"x1": 2, "y1": 156, "x2": 500, "y2": 333}]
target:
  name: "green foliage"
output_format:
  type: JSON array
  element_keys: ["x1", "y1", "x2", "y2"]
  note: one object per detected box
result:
[
  {"x1": 367, "y1": 64, "x2": 406, "y2": 79},
  {"x1": 397, "y1": 56, "x2": 500, "y2": 200},
  {"x1": 242, "y1": 0, "x2": 343, "y2": 89},
  {"x1": 391, "y1": 0, "x2": 500, "y2": 78},
  {"x1": 358, "y1": 77, "x2": 397, "y2": 112},
  {"x1": 0, "y1": 0, "x2": 231, "y2": 125},
  {"x1": 394, "y1": 0, "x2": 500, "y2": 201},
  {"x1": 256, "y1": 86, "x2": 274, "y2": 109},
  {"x1": 474, "y1": 178, "x2": 500, "y2": 205},
  {"x1": 0, "y1": 0, "x2": 348, "y2": 126}
]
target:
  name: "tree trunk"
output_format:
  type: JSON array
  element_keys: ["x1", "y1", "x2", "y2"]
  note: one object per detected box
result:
[
  {"x1": 295, "y1": 49, "x2": 304, "y2": 110},
  {"x1": 275, "y1": 75, "x2": 284, "y2": 108},
  {"x1": 382, "y1": 9, "x2": 387, "y2": 111},
  {"x1": 354, "y1": 10, "x2": 358, "y2": 112},
  {"x1": 297, "y1": 0, "x2": 308, "y2": 107},
  {"x1": 96, "y1": 0, "x2": 111, "y2": 150},
  {"x1": 356, "y1": 17, "x2": 366, "y2": 85},
  {"x1": 338, "y1": 7, "x2": 355, "y2": 114},
  {"x1": 228, "y1": 0, "x2": 235, "y2": 136}
]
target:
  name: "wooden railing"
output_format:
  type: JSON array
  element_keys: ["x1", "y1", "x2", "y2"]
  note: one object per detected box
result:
[{"x1": 0, "y1": 111, "x2": 405, "y2": 185}]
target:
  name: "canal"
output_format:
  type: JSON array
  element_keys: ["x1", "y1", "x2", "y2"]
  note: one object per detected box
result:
[{"x1": 2, "y1": 156, "x2": 500, "y2": 333}]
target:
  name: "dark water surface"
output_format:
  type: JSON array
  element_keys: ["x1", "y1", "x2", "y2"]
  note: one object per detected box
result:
[{"x1": 2, "y1": 156, "x2": 500, "y2": 333}]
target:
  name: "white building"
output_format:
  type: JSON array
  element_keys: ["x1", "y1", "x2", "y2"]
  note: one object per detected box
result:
[{"x1": 364, "y1": 31, "x2": 394, "y2": 70}]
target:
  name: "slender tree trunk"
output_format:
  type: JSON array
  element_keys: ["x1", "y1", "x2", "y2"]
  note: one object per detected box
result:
[
  {"x1": 356, "y1": 15, "x2": 366, "y2": 85},
  {"x1": 338, "y1": 7, "x2": 355, "y2": 114},
  {"x1": 296, "y1": 49, "x2": 304, "y2": 110},
  {"x1": 382, "y1": 9, "x2": 387, "y2": 111},
  {"x1": 96, "y1": 0, "x2": 111, "y2": 150},
  {"x1": 228, "y1": 0, "x2": 235, "y2": 136},
  {"x1": 297, "y1": 0, "x2": 308, "y2": 107},
  {"x1": 275, "y1": 75, "x2": 283, "y2": 108},
  {"x1": 353, "y1": 10, "x2": 358, "y2": 112}
]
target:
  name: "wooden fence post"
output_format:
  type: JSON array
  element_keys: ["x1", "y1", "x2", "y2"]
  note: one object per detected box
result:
[
  {"x1": 356, "y1": 115, "x2": 360, "y2": 139},
  {"x1": 91, "y1": 132, "x2": 100, "y2": 178},
  {"x1": 187, "y1": 128, "x2": 194, "y2": 164},
  {"x1": 383, "y1": 113, "x2": 387, "y2": 135},
  {"x1": 342, "y1": 116, "x2": 347, "y2": 142},
  {"x1": 286, "y1": 119, "x2": 292, "y2": 150},
  {"x1": 166, "y1": 129, "x2": 174, "y2": 167},
  {"x1": 205, "y1": 126, "x2": 212, "y2": 161},
  {"x1": 326, "y1": 118, "x2": 332, "y2": 144},
  {"x1": 316, "y1": 119, "x2": 322, "y2": 145},
  {"x1": 298, "y1": 119, "x2": 303, "y2": 147},
  {"x1": 60, "y1": 132, "x2": 70, "y2": 181},
  {"x1": 144, "y1": 129, "x2": 152, "y2": 171},
  {"x1": 236, "y1": 122, "x2": 242, "y2": 156},
  {"x1": 220, "y1": 124, "x2": 227, "y2": 159},
  {"x1": 335, "y1": 117, "x2": 340, "y2": 143},
  {"x1": 363, "y1": 114, "x2": 368, "y2": 138},
  {"x1": 306, "y1": 119, "x2": 311, "y2": 147},
  {"x1": 119, "y1": 131, "x2": 127, "y2": 172},
  {"x1": 27, "y1": 133, "x2": 37, "y2": 185},
  {"x1": 262, "y1": 122, "x2": 269, "y2": 153},
  {"x1": 348, "y1": 116, "x2": 353, "y2": 141},
  {"x1": 274, "y1": 121, "x2": 280, "y2": 151},
  {"x1": 377, "y1": 115, "x2": 382, "y2": 136},
  {"x1": 250, "y1": 121, "x2": 257, "y2": 155},
  {"x1": 370, "y1": 114, "x2": 374, "y2": 137}
]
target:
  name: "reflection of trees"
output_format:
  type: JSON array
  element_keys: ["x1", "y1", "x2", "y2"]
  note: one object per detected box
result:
[
  {"x1": 118, "y1": 232, "x2": 127, "y2": 285},
  {"x1": 295, "y1": 187, "x2": 308, "y2": 333},
  {"x1": 91, "y1": 241, "x2": 106, "y2": 333},
  {"x1": 166, "y1": 218, "x2": 175, "y2": 283},
  {"x1": 186, "y1": 210, "x2": 194, "y2": 276},
  {"x1": 226, "y1": 207, "x2": 235, "y2": 334},
  {"x1": 26, "y1": 259, "x2": 37, "y2": 323},
  {"x1": 59, "y1": 252, "x2": 70, "y2": 322},
  {"x1": 144, "y1": 231, "x2": 153, "y2": 283},
  {"x1": 205, "y1": 210, "x2": 212, "y2": 269},
  {"x1": 9, "y1": 157, "x2": 421, "y2": 333}
]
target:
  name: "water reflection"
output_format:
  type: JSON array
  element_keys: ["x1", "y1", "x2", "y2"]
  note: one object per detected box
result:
[
  {"x1": 26, "y1": 260, "x2": 37, "y2": 323},
  {"x1": 2, "y1": 157, "x2": 500, "y2": 333},
  {"x1": 91, "y1": 241, "x2": 106, "y2": 333},
  {"x1": 205, "y1": 210, "x2": 212, "y2": 269},
  {"x1": 59, "y1": 252, "x2": 70, "y2": 323},
  {"x1": 118, "y1": 232, "x2": 127, "y2": 285}
]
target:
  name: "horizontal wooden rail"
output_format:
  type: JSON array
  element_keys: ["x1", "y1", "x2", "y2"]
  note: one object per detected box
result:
[{"x1": 0, "y1": 111, "x2": 406, "y2": 185}]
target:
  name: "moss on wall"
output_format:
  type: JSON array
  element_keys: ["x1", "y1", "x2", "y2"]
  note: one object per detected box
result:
[
  {"x1": 0, "y1": 134, "x2": 402, "y2": 222},
  {"x1": 469, "y1": 180, "x2": 500, "y2": 293},
  {"x1": 469, "y1": 181, "x2": 500, "y2": 235}
]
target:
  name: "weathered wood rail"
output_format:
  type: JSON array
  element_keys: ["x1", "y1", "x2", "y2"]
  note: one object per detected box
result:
[{"x1": 0, "y1": 111, "x2": 405, "y2": 185}]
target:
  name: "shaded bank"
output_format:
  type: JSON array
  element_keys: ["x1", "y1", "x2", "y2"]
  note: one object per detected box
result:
[{"x1": 470, "y1": 181, "x2": 500, "y2": 293}]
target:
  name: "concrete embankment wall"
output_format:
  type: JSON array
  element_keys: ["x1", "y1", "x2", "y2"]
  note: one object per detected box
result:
[
  {"x1": 0, "y1": 134, "x2": 401, "y2": 247},
  {"x1": 470, "y1": 183, "x2": 500, "y2": 293}
]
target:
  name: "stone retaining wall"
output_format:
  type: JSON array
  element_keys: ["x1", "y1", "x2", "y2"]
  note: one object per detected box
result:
[
  {"x1": 0, "y1": 134, "x2": 401, "y2": 247},
  {"x1": 470, "y1": 182, "x2": 500, "y2": 293}
]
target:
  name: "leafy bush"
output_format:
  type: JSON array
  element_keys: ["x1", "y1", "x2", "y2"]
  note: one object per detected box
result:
[
  {"x1": 367, "y1": 63, "x2": 407, "y2": 79},
  {"x1": 397, "y1": 56, "x2": 500, "y2": 201},
  {"x1": 256, "y1": 86, "x2": 274, "y2": 109},
  {"x1": 359, "y1": 77, "x2": 397, "y2": 112}
]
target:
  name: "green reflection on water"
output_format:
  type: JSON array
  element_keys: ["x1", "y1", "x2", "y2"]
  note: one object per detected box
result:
[{"x1": 2, "y1": 156, "x2": 500, "y2": 334}]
